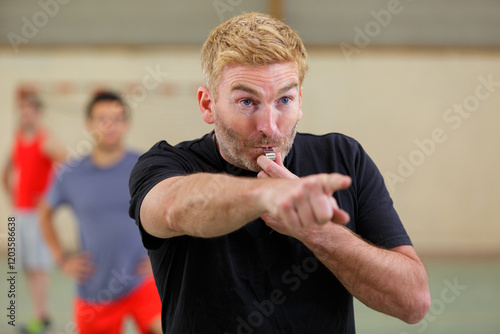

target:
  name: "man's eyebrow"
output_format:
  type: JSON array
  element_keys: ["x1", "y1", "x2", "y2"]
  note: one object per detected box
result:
[
  {"x1": 230, "y1": 82, "x2": 299, "y2": 96},
  {"x1": 278, "y1": 82, "x2": 299, "y2": 95},
  {"x1": 231, "y1": 84, "x2": 259, "y2": 96}
]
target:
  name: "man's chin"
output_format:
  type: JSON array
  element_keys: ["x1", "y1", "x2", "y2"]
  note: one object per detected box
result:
[
  {"x1": 223, "y1": 153, "x2": 261, "y2": 173},
  {"x1": 229, "y1": 159, "x2": 260, "y2": 173},
  {"x1": 245, "y1": 163, "x2": 261, "y2": 173},
  {"x1": 98, "y1": 142, "x2": 122, "y2": 152}
]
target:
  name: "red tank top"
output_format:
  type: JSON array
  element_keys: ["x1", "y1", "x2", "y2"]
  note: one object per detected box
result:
[{"x1": 12, "y1": 130, "x2": 54, "y2": 209}]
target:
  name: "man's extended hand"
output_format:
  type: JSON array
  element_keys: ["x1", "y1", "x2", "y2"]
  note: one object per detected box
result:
[{"x1": 257, "y1": 153, "x2": 351, "y2": 237}]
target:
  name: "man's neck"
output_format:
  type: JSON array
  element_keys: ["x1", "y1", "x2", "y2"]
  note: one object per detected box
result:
[
  {"x1": 213, "y1": 132, "x2": 251, "y2": 171},
  {"x1": 19, "y1": 124, "x2": 39, "y2": 139},
  {"x1": 91, "y1": 146, "x2": 125, "y2": 168}
]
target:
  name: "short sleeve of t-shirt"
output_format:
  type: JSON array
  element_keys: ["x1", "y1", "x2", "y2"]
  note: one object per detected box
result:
[
  {"x1": 350, "y1": 139, "x2": 411, "y2": 249},
  {"x1": 46, "y1": 167, "x2": 70, "y2": 209},
  {"x1": 128, "y1": 140, "x2": 202, "y2": 249}
]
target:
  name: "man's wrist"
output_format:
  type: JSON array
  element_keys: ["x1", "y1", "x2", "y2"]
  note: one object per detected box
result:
[
  {"x1": 56, "y1": 252, "x2": 69, "y2": 268},
  {"x1": 299, "y1": 223, "x2": 347, "y2": 260},
  {"x1": 249, "y1": 177, "x2": 277, "y2": 216}
]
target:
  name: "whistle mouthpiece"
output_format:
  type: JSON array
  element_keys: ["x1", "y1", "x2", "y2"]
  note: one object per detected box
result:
[{"x1": 264, "y1": 148, "x2": 276, "y2": 161}]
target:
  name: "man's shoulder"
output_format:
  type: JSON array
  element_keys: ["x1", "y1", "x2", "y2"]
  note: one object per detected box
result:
[
  {"x1": 141, "y1": 133, "x2": 214, "y2": 164},
  {"x1": 295, "y1": 132, "x2": 361, "y2": 151},
  {"x1": 124, "y1": 150, "x2": 142, "y2": 164},
  {"x1": 290, "y1": 133, "x2": 366, "y2": 175},
  {"x1": 53, "y1": 155, "x2": 91, "y2": 181},
  {"x1": 125, "y1": 150, "x2": 141, "y2": 158},
  {"x1": 149, "y1": 133, "x2": 212, "y2": 151}
]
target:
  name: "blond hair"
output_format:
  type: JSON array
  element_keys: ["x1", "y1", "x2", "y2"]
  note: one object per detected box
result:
[{"x1": 201, "y1": 12, "x2": 308, "y2": 98}]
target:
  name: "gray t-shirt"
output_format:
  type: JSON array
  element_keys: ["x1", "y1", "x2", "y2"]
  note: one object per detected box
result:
[{"x1": 48, "y1": 151, "x2": 147, "y2": 302}]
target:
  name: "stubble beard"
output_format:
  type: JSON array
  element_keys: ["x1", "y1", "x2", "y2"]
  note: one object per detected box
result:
[{"x1": 213, "y1": 106, "x2": 298, "y2": 172}]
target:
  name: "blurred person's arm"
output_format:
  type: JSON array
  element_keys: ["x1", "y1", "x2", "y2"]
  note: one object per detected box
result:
[
  {"x1": 39, "y1": 200, "x2": 94, "y2": 282},
  {"x1": 2, "y1": 158, "x2": 13, "y2": 204},
  {"x1": 135, "y1": 256, "x2": 154, "y2": 277},
  {"x1": 42, "y1": 131, "x2": 67, "y2": 163}
]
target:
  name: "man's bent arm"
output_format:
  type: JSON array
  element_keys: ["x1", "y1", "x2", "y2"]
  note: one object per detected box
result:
[
  {"x1": 140, "y1": 172, "x2": 351, "y2": 239},
  {"x1": 42, "y1": 131, "x2": 67, "y2": 163},
  {"x1": 2, "y1": 158, "x2": 12, "y2": 200},
  {"x1": 300, "y1": 224, "x2": 431, "y2": 324},
  {"x1": 40, "y1": 200, "x2": 94, "y2": 281},
  {"x1": 257, "y1": 154, "x2": 431, "y2": 324},
  {"x1": 39, "y1": 200, "x2": 67, "y2": 264},
  {"x1": 140, "y1": 173, "x2": 269, "y2": 239}
]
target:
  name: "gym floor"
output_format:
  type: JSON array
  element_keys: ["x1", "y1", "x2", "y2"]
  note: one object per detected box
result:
[{"x1": 1, "y1": 257, "x2": 499, "y2": 334}]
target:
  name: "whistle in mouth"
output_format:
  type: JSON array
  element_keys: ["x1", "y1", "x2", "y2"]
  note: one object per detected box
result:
[{"x1": 264, "y1": 148, "x2": 276, "y2": 161}]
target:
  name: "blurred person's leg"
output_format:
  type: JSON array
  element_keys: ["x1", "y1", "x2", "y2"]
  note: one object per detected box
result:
[
  {"x1": 128, "y1": 276, "x2": 162, "y2": 334},
  {"x1": 25, "y1": 269, "x2": 49, "y2": 318},
  {"x1": 18, "y1": 211, "x2": 53, "y2": 333}
]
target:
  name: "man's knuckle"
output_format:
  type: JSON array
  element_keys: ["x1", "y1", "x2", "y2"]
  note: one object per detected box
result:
[
  {"x1": 301, "y1": 178, "x2": 315, "y2": 190},
  {"x1": 279, "y1": 199, "x2": 293, "y2": 211}
]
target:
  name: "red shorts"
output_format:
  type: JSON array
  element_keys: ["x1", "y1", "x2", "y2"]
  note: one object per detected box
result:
[{"x1": 75, "y1": 276, "x2": 161, "y2": 334}]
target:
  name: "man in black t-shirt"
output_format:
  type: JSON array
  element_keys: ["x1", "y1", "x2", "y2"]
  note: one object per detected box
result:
[{"x1": 129, "y1": 12, "x2": 431, "y2": 334}]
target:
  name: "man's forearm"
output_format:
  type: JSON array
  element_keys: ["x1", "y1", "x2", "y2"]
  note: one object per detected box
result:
[
  {"x1": 300, "y1": 223, "x2": 430, "y2": 324},
  {"x1": 39, "y1": 201, "x2": 66, "y2": 264},
  {"x1": 2, "y1": 159, "x2": 12, "y2": 198},
  {"x1": 141, "y1": 173, "x2": 269, "y2": 239},
  {"x1": 141, "y1": 171, "x2": 352, "y2": 240},
  {"x1": 43, "y1": 132, "x2": 67, "y2": 163}
]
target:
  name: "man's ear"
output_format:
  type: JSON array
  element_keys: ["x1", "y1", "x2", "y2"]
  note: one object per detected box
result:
[
  {"x1": 198, "y1": 87, "x2": 215, "y2": 124},
  {"x1": 298, "y1": 86, "x2": 303, "y2": 120}
]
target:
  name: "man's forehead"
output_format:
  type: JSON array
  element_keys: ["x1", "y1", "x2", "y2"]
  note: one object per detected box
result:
[
  {"x1": 223, "y1": 62, "x2": 298, "y2": 79},
  {"x1": 221, "y1": 63, "x2": 300, "y2": 94},
  {"x1": 93, "y1": 100, "x2": 125, "y2": 114}
]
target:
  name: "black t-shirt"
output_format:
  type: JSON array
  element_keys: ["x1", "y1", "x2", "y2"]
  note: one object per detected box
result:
[{"x1": 129, "y1": 132, "x2": 412, "y2": 334}]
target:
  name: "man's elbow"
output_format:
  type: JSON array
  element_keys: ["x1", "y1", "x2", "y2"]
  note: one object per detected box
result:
[
  {"x1": 402, "y1": 287, "x2": 431, "y2": 324},
  {"x1": 140, "y1": 199, "x2": 184, "y2": 239}
]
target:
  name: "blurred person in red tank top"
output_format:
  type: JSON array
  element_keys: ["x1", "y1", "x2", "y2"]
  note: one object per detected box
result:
[{"x1": 2, "y1": 92, "x2": 66, "y2": 334}]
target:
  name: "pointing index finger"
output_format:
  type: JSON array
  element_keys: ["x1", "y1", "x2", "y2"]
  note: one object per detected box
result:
[{"x1": 321, "y1": 173, "x2": 352, "y2": 194}]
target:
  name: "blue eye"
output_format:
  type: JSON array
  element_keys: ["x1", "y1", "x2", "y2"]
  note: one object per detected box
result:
[
  {"x1": 280, "y1": 97, "x2": 291, "y2": 104},
  {"x1": 241, "y1": 99, "x2": 252, "y2": 106}
]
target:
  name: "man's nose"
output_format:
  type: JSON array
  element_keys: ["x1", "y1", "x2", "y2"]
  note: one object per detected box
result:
[{"x1": 256, "y1": 104, "x2": 278, "y2": 137}]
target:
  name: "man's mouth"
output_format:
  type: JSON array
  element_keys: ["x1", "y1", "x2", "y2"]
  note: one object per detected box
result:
[{"x1": 263, "y1": 147, "x2": 276, "y2": 161}]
